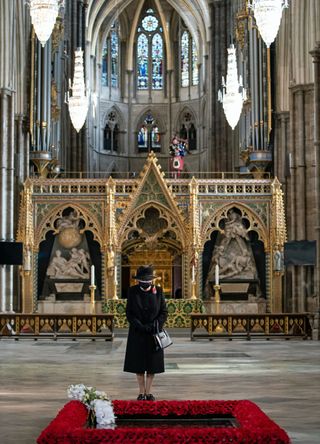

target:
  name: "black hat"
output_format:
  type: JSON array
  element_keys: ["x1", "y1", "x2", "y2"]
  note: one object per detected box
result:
[{"x1": 133, "y1": 265, "x2": 156, "y2": 281}]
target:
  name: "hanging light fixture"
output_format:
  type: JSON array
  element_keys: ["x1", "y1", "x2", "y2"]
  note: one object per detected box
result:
[
  {"x1": 66, "y1": 48, "x2": 89, "y2": 132},
  {"x1": 218, "y1": 44, "x2": 247, "y2": 130},
  {"x1": 28, "y1": 0, "x2": 63, "y2": 47},
  {"x1": 249, "y1": 0, "x2": 289, "y2": 48}
]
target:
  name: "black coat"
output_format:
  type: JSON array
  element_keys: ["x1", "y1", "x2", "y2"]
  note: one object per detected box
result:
[{"x1": 123, "y1": 285, "x2": 168, "y2": 374}]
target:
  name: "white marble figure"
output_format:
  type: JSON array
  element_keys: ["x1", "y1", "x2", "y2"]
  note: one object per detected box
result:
[
  {"x1": 273, "y1": 249, "x2": 284, "y2": 271},
  {"x1": 205, "y1": 209, "x2": 258, "y2": 298},
  {"x1": 46, "y1": 248, "x2": 90, "y2": 279},
  {"x1": 69, "y1": 248, "x2": 90, "y2": 274},
  {"x1": 46, "y1": 250, "x2": 68, "y2": 278},
  {"x1": 56, "y1": 210, "x2": 80, "y2": 231}
]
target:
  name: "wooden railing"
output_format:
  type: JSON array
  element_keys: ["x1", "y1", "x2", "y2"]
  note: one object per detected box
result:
[
  {"x1": 190, "y1": 313, "x2": 312, "y2": 340},
  {"x1": 0, "y1": 314, "x2": 114, "y2": 340}
]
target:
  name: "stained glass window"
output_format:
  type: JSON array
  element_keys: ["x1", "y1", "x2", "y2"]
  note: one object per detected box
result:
[
  {"x1": 151, "y1": 125, "x2": 160, "y2": 150},
  {"x1": 102, "y1": 41, "x2": 108, "y2": 86},
  {"x1": 137, "y1": 34, "x2": 149, "y2": 89},
  {"x1": 181, "y1": 28, "x2": 199, "y2": 88},
  {"x1": 137, "y1": 114, "x2": 161, "y2": 152},
  {"x1": 142, "y1": 15, "x2": 158, "y2": 32},
  {"x1": 152, "y1": 33, "x2": 163, "y2": 89},
  {"x1": 137, "y1": 125, "x2": 148, "y2": 151},
  {"x1": 192, "y1": 39, "x2": 199, "y2": 86},
  {"x1": 101, "y1": 21, "x2": 120, "y2": 88},
  {"x1": 136, "y1": 8, "x2": 164, "y2": 90},
  {"x1": 111, "y1": 30, "x2": 119, "y2": 88},
  {"x1": 181, "y1": 31, "x2": 189, "y2": 87}
]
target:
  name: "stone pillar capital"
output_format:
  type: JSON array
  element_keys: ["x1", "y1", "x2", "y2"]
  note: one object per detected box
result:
[{"x1": 310, "y1": 41, "x2": 320, "y2": 62}]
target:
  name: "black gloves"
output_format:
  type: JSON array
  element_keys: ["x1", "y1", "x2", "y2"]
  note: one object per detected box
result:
[
  {"x1": 135, "y1": 321, "x2": 158, "y2": 334},
  {"x1": 143, "y1": 323, "x2": 155, "y2": 333}
]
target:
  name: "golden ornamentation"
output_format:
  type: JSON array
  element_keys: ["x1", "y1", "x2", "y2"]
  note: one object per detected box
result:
[
  {"x1": 271, "y1": 178, "x2": 286, "y2": 250},
  {"x1": 18, "y1": 154, "x2": 286, "y2": 312},
  {"x1": 35, "y1": 203, "x2": 102, "y2": 248},
  {"x1": 201, "y1": 202, "x2": 269, "y2": 250},
  {"x1": 117, "y1": 153, "x2": 187, "y2": 246}
]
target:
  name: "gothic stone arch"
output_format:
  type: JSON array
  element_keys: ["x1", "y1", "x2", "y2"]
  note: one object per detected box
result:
[
  {"x1": 35, "y1": 203, "x2": 104, "y2": 250},
  {"x1": 201, "y1": 203, "x2": 269, "y2": 250}
]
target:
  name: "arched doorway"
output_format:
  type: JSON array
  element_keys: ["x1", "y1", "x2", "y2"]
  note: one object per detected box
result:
[{"x1": 120, "y1": 206, "x2": 183, "y2": 298}]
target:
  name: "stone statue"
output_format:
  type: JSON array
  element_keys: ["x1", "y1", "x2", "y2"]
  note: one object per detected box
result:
[
  {"x1": 220, "y1": 250, "x2": 255, "y2": 279},
  {"x1": 70, "y1": 248, "x2": 90, "y2": 275},
  {"x1": 221, "y1": 209, "x2": 249, "y2": 254},
  {"x1": 56, "y1": 210, "x2": 82, "y2": 249},
  {"x1": 46, "y1": 250, "x2": 68, "y2": 278},
  {"x1": 106, "y1": 247, "x2": 115, "y2": 276},
  {"x1": 205, "y1": 209, "x2": 258, "y2": 298},
  {"x1": 273, "y1": 248, "x2": 283, "y2": 271},
  {"x1": 56, "y1": 210, "x2": 80, "y2": 231},
  {"x1": 46, "y1": 248, "x2": 90, "y2": 279}
]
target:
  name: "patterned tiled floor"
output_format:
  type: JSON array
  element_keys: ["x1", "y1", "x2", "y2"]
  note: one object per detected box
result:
[{"x1": 0, "y1": 331, "x2": 319, "y2": 443}]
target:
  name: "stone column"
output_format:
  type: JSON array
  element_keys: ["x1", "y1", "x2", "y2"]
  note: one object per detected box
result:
[
  {"x1": 0, "y1": 88, "x2": 15, "y2": 312},
  {"x1": 127, "y1": 69, "x2": 134, "y2": 168},
  {"x1": 310, "y1": 42, "x2": 320, "y2": 338}
]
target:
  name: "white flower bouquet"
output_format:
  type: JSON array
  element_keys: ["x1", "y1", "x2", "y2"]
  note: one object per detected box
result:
[{"x1": 67, "y1": 384, "x2": 116, "y2": 428}]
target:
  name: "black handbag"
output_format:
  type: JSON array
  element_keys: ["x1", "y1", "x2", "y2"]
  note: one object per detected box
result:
[{"x1": 153, "y1": 320, "x2": 173, "y2": 351}]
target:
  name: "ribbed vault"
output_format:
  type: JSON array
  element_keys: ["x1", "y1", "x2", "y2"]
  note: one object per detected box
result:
[{"x1": 86, "y1": 0, "x2": 211, "y2": 62}]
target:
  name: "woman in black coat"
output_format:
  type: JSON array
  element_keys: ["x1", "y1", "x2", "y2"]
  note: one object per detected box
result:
[{"x1": 123, "y1": 265, "x2": 168, "y2": 401}]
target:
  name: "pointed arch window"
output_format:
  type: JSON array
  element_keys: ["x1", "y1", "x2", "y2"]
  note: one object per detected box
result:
[
  {"x1": 152, "y1": 33, "x2": 163, "y2": 89},
  {"x1": 137, "y1": 34, "x2": 149, "y2": 89},
  {"x1": 104, "y1": 124, "x2": 112, "y2": 150},
  {"x1": 188, "y1": 123, "x2": 197, "y2": 150},
  {"x1": 136, "y1": 8, "x2": 164, "y2": 91},
  {"x1": 102, "y1": 21, "x2": 120, "y2": 88},
  {"x1": 180, "y1": 28, "x2": 199, "y2": 87},
  {"x1": 137, "y1": 113, "x2": 161, "y2": 152},
  {"x1": 181, "y1": 31, "x2": 189, "y2": 87},
  {"x1": 104, "y1": 111, "x2": 120, "y2": 152},
  {"x1": 179, "y1": 112, "x2": 197, "y2": 151},
  {"x1": 192, "y1": 40, "x2": 199, "y2": 85}
]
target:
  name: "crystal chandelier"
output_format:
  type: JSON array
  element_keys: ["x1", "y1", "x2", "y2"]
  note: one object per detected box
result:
[
  {"x1": 218, "y1": 45, "x2": 247, "y2": 130},
  {"x1": 249, "y1": 0, "x2": 289, "y2": 48},
  {"x1": 66, "y1": 49, "x2": 89, "y2": 133},
  {"x1": 28, "y1": 0, "x2": 63, "y2": 47}
]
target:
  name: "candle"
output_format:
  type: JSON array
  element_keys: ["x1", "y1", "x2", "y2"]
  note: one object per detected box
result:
[
  {"x1": 91, "y1": 265, "x2": 95, "y2": 286},
  {"x1": 215, "y1": 264, "x2": 219, "y2": 286},
  {"x1": 192, "y1": 265, "x2": 195, "y2": 282}
]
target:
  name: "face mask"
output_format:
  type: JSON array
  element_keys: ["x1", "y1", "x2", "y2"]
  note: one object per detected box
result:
[{"x1": 139, "y1": 282, "x2": 152, "y2": 290}]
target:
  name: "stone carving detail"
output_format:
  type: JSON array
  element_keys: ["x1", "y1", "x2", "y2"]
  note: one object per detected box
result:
[
  {"x1": 273, "y1": 248, "x2": 284, "y2": 271},
  {"x1": 56, "y1": 210, "x2": 81, "y2": 230},
  {"x1": 56, "y1": 210, "x2": 83, "y2": 249},
  {"x1": 47, "y1": 248, "x2": 90, "y2": 279},
  {"x1": 205, "y1": 209, "x2": 258, "y2": 297},
  {"x1": 122, "y1": 205, "x2": 182, "y2": 252}
]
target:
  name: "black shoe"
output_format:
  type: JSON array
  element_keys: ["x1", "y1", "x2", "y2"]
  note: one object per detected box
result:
[
  {"x1": 137, "y1": 394, "x2": 145, "y2": 401},
  {"x1": 145, "y1": 394, "x2": 155, "y2": 401}
]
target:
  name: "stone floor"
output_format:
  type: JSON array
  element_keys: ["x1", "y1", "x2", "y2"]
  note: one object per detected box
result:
[{"x1": 0, "y1": 330, "x2": 319, "y2": 444}]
